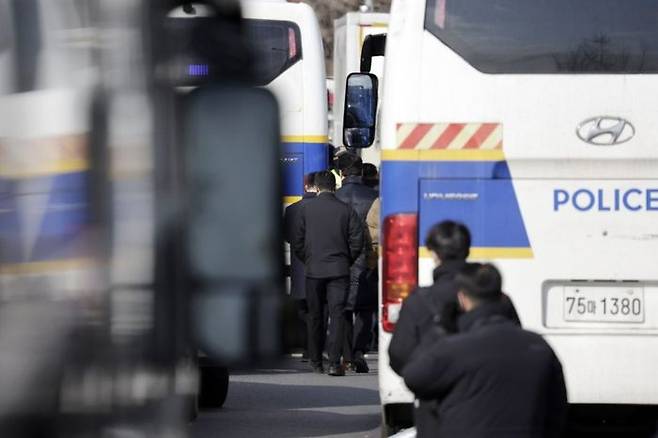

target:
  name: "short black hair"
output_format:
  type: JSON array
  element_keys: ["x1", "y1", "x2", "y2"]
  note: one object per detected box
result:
[
  {"x1": 343, "y1": 156, "x2": 363, "y2": 177},
  {"x1": 314, "y1": 170, "x2": 336, "y2": 192},
  {"x1": 336, "y1": 152, "x2": 360, "y2": 172},
  {"x1": 304, "y1": 172, "x2": 317, "y2": 189},
  {"x1": 362, "y1": 163, "x2": 379, "y2": 188},
  {"x1": 363, "y1": 163, "x2": 378, "y2": 179},
  {"x1": 425, "y1": 221, "x2": 471, "y2": 260},
  {"x1": 455, "y1": 263, "x2": 502, "y2": 302}
]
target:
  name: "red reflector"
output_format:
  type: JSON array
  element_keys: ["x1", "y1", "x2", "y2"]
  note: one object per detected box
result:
[
  {"x1": 288, "y1": 28, "x2": 297, "y2": 59},
  {"x1": 382, "y1": 213, "x2": 418, "y2": 332},
  {"x1": 435, "y1": 0, "x2": 446, "y2": 29}
]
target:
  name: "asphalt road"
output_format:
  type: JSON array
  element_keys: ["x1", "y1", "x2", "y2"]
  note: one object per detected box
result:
[{"x1": 189, "y1": 355, "x2": 381, "y2": 438}]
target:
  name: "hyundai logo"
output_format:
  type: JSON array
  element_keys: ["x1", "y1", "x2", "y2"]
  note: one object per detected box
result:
[{"x1": 577, "y1": 116, "x2": 635, "y2": 146}]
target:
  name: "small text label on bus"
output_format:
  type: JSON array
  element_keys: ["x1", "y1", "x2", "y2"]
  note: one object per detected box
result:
[{"x1": 553, "y1": 188, "x2": 658, "y2": 212}]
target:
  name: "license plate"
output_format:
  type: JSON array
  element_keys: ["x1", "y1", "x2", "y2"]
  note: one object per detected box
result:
[{"x1": 563, "y1": 286, "x2": 645, "y2": 323}]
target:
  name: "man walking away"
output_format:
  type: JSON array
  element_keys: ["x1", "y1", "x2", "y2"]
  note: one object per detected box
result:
[
  {"x1": 293, "y1": 171, "x2": 364, "y2": 376},
  {"x1": 335, "y1": 154, "x2": 378, "y2": 373},
  {"x1": 403, "y1": 264, "x2": 568, "y2": 438},
  {"x1": 283, "y1": 172, "x2": 317, "y2": 360}
]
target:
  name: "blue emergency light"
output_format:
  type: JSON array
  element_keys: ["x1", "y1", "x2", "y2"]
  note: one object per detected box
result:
[{"x1": 188, "y1": 64, "x2": 209, "y2": 77}]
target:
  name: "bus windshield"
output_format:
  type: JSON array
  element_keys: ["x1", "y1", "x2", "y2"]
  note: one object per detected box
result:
[{"x1": 425, "y1": 0, "x2": 658, "y2": 74}]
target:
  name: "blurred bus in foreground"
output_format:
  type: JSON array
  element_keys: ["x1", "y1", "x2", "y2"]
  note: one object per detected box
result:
[{"x1": 0, "y1": 0, "x2": 283, "y2": 436}]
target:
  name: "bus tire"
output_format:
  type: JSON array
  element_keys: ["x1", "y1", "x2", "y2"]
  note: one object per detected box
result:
[
  {"x1": 382, "y1": 403, "x2": 414, "y2": 437},
  {"x1": 186, "y1": 393, "x2": 199, "y2": 422},
  {"x1": 199, "y1": 366, "x2": 229, "y2": 408}
]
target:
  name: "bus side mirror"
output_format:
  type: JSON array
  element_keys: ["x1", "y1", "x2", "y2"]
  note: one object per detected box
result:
[{"x1": 342, "y1": 72, "x2": 378, "y2": 148}]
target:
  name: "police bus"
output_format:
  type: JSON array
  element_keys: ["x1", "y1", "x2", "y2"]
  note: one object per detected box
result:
[
  {"x1": 342, "y1": 0, "x2": 658, "y2": 433},
  {"x1": 242, "y1": 0, "x2": 329, "y2": 207},
  {"x1": 0, "y1": 1, "x2": 283, "y2": 432},
  {"x1": 170, "y1": 1, "x2": 328, "y2": 207}
]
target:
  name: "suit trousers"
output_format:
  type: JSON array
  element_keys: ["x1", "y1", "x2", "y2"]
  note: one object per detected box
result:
[
  {"x1": 306, "y1": 276, "x2": 349, "y2": 367},
  {"x1": 343, "y1": 309, "x2": 375, "y2": 361}
]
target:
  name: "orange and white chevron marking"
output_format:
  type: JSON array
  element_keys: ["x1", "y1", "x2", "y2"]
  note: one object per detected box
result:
[{"x1": 396, "y1": 123, "x2": 502, "y2": 150}]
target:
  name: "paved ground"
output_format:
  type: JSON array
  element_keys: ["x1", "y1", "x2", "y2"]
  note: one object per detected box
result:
[{"x1": 189, "y1": 355, "x2": 381, "y2": 438}]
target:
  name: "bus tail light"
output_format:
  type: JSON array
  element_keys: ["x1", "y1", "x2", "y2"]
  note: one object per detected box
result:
[
  {"x1": 288, "y1": 28, "x2": 297, "y2": 59},
  {"x1": 382, "y1": 213, "x2": 418, "y2": 333}
]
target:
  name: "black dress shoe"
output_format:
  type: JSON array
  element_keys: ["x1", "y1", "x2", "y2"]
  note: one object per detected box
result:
[
  {"x1": 353, "y1": 357, "x2": 369, "y2": 373},
  {"x1": 327, "y1": 365, "x2": 345, "y2": 376}
]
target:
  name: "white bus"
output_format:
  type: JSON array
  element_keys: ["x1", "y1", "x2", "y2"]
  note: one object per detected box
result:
[
  {"x1": 343, "y1": 0, "x2": 658, "y2": 433},
  {"x1": 243, "y1": 0, "x2": 328, "y2": 207},
  {"x1": 170, "y1": 1, "x2": 329, "y2": 207}
]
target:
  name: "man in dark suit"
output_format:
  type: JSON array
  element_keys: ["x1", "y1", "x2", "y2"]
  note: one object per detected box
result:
[
  {"x1": 283, "y1": 172, "x2": 318, "y2": 359},
  {"x1": 293, "y1": 170, "x2": 364, "y2": 376}
]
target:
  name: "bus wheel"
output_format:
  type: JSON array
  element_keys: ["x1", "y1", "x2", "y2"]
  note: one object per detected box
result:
[
  {"x1": 199, "y1": 366, "x2": 229, "y2": 408},
  {"x1": 186, "y1": 392, "x2": 199, "y2": 422},
  {"x1": 382, "y1": 403, "x2": 414, "y2": 437}
]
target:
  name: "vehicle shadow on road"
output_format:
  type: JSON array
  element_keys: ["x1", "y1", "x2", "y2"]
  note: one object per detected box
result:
[{"x1": 189, "y1": 381, "x2": 381, "y2": 438}]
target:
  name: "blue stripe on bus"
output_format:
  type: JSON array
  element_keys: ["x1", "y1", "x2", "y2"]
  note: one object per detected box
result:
[
  {"x1": 281, "y1": 142, "x2": 328, "y2": 197},
  {"x1": 0, "y1": 172, "x2": 88, "y2": 263},
  {"x1": 381, "y1": 159, "x2": 530, "y2": 250}
]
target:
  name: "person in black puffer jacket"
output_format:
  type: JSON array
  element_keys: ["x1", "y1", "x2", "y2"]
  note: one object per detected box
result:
[
  {"x1": 402, "y1": 264, "x2": 567, "y2": 438},
  {"x1": 335, "y1": 154, "x2": 378, "y2": 373},
  {"x1": 388, "y1": 221, "x2": 520, "y2": 436}
]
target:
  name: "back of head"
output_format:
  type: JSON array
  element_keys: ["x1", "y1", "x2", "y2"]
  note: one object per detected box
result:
[
  {"x1": 425, "y1": 221, "x2": 471, "y2": 261},
  {"x1": 337, "y1": 153, "x2": 361, "y2": 175},
  {"x1": 344, "y1": 156, "x2": 363, "y2": 177},
  {"x1": 362, "y1": 163, "x2": 378, "y2": 179},
  {"x1": 456, "y1": 263, "x2": 503, "y2": 302},
  {"x1": 304, "y1": 172, "x2": 317, "y2": 191},
  {"x1": 314, "y1": 170, "x2": 336, "y2": 193}
]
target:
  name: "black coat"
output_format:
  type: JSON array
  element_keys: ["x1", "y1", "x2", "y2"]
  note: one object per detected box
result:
[
  {"x1": 388, "y1": 260, "x2": 520, "y2": 438},
  {"x1": 335, "y1": 176, "x2": 378, "y2": 222},
  {"x1": 402, "y1": 304, "x2": 568, "y2": 438},
  {"x1": 283, "y1": 193, "x2": 315, "y2": 300},
  {"x1": 389, "y1": 261, "x2": 520, "y2": 373},
  {"x1": 292, "y1": 192, "x2": 364, "y2": 279},
  {"x1": 335, "y1": 176, "x2": 378, "y2": 310}
]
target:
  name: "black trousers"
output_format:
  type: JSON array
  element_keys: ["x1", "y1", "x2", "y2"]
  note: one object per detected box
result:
[
  {"x1": 294, "y1": 299, "x2": 308, "y2": 353},
  {"x1": 343, "y1": 309, "x2": 375, "y2": 361},
  {"x1": 306, "y1": 276, "x2": 349, "y2": 367}
]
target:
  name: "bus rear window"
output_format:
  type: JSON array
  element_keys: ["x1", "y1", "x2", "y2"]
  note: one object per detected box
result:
[
  {"x1": 425, "y1": 0, "x2": 658, "y2": 74},
  {"x1": 166, "y1": 17, "x2": 301, "y2": 86},
  {"x1": 244, "y1": 20, "x2": 302, "y2": 85}
]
